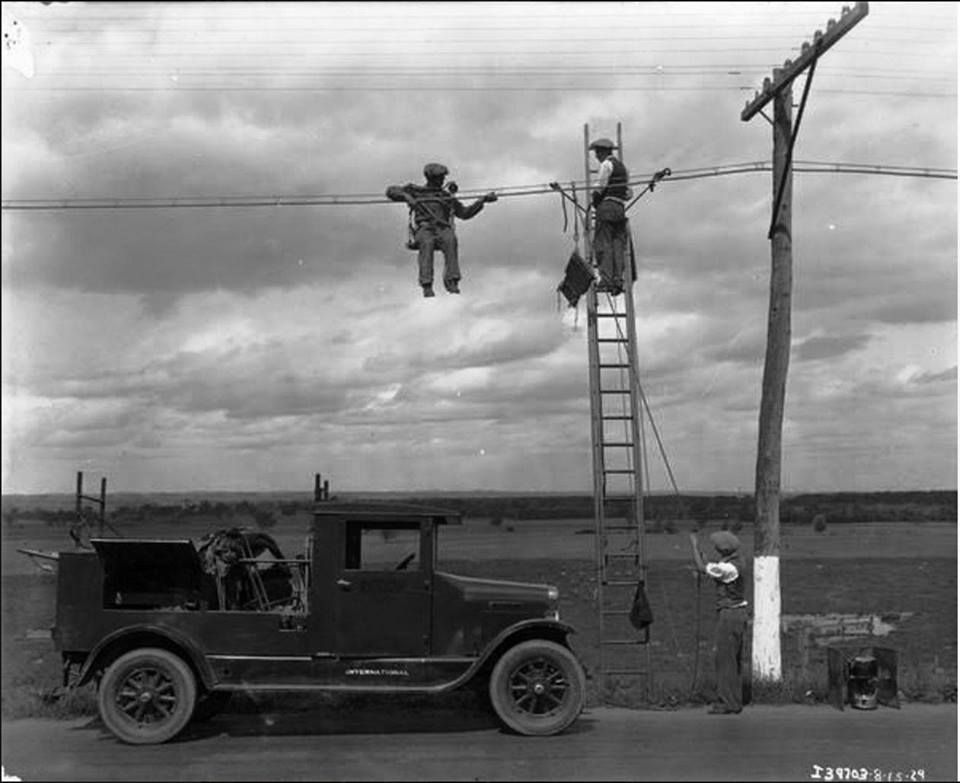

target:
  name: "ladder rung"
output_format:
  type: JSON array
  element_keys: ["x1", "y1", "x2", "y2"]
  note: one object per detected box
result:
[
  {"x1": 597, "y1": 338, "x2": 628, "y2": 343},
  {"x1": 601, "y1": 414, "x2": 633, "y2": 420},
  {"x1": 599, "y1": 363, "x2": 630, "y2": 369},
  {"x1": 600, "y1": 389, "x2": 631, "y2": 394},
  {"x1": 602, "y1": 441, "x2": 634, "y2": 447},
  {"x1": 604, "y1": 552, "x2": 638, "y2": 559},
  {"x1": 603, "y1": 579, "x2": 640, "y2": 586},
  {"x1": 604, "y1": 469, "x2": 635, "y2": 474},
  {"x1": 596, "y1": 313, "x2": 626, "y2": 319},
  {"x1": 602, "y1": 525, "x2": 640, "y2": 532}
]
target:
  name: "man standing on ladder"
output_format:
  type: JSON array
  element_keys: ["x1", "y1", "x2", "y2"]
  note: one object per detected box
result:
[
  {"x1": 589, "y1": 138, "x2": 633, "y2": 296},
  {"x1": 590, "y1": 138, "x2": 633, "y2": 296},
  {"x1": 386, "y1": 163, "x2": 498, "y2": 298}
]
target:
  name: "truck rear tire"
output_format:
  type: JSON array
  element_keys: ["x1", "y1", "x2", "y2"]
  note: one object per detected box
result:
[
  {"x1": 488, "y1": 639, "x2": 585, "y2": 736},
  {"x1": 97, "y1": 648, "x2": 197, "y2": 745}
]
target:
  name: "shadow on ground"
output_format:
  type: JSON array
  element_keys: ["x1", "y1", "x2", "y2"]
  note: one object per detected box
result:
[
  {"x1": 66, "y1": 690, "x2": 601, "y2": 743},
  {"x1": 189, "y1": 698, "x2": 499, "y2": 739},
  {"x1": 75, "y1": 692, "x2": 500, "y2": 741}
]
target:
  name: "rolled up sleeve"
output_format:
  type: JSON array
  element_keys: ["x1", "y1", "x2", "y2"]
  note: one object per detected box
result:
[{"x1": 705, "y1": 562, "x2": 739, "y2": 584}]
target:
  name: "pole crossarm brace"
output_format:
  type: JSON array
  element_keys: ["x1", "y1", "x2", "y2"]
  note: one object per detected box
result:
[
  {"x1": 767, "y1": 57, "x2": 817, "y2": 240},
  {"x1": 740, "y1": 2, "x2": 869, "y2": 122}
]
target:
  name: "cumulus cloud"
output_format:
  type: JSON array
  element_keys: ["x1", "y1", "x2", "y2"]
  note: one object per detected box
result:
[
  {"x1": 2, "y1": 1, "x2": 956, "y2": 493},
  {"x1": 795, "y1": 333, "x2": 873, "y2": 362}
]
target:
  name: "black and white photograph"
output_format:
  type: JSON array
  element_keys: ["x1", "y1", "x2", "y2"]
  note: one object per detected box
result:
[{"x1": 1, "y1": 1, "x2": 956, "y2": 780}]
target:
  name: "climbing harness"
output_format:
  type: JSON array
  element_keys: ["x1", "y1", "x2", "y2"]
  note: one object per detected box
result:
[{"x1": 402, "y1": 183, "x2": 465, "y2": 251}]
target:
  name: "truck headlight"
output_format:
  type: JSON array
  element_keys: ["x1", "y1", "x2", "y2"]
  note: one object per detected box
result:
[{"x1": 547, "y1": 587, "x2": 559, "y2": 601}]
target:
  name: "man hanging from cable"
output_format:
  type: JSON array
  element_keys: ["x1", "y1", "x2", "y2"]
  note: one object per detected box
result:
[
  {"x1": 387, "y1": 163, "x2": 498, "y2": 298},
  {"x1": 589, "y1": 138, "x2": 633, "y2": 296}
]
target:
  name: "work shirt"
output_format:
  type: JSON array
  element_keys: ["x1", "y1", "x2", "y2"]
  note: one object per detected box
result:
[
  {"x1": 386, "y1": 183, "x2": 485, "y2": 230},
  {"x1": 706, "y1": 557, "x2": 748, "y2": 611},
  {"x1": 593, "y1": 155, "x2": 633, "y2": 203}
]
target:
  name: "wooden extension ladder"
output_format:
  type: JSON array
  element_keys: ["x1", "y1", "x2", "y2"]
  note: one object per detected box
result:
[{"x1": 582, "y1": 122, "x2": 651, "y2": 700}]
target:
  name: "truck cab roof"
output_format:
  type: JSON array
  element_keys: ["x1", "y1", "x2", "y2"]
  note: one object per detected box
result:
[{"x1": 311, "y1": 501, "x2": 463, "y2": 525}]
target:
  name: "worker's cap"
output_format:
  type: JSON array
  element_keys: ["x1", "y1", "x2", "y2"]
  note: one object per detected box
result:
[
  {"x1": 709, "y1": 531, "x2": 741, "y2": 554},
  {"x1": 589, "y1": 137, "x2": 617, "y2": 151},
  {"x1": 423, "y1": 162, "x2": 449, "y2": 178}
]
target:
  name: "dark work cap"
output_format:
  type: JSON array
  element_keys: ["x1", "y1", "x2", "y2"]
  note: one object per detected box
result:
[
  {"x1": 423, "y1": 163, "x2": 449, "y2": 178},
  {"x1": 709, "y1": 531, "x2": 741, "y2": 554},
  {"x1": 589, "y1": 137, "x2": 616, "y2": 151}
]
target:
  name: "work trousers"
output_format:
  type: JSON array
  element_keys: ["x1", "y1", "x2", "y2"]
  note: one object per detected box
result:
[
  {"x1": 594, "y1": 199, "x2": 628, "y2": 290},
  {"x1": 714, "y1": 606, "x2": 748, "y2": 712},
  {"x1": 415, "y1": 225, "x2": 460, "y2": 287}
]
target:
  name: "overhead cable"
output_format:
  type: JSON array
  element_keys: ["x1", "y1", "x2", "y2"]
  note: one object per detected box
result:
[
  {"x1": 7, "y1": 85, "x2": 954, "y2": 97},
  {"x1": 2, "y1": 161, "x2": 955, "y2": 212}
]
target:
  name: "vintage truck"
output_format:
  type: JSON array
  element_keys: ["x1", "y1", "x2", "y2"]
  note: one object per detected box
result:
[{"x1": 53, "y1": 502, "x2": 586, "y2": 744}]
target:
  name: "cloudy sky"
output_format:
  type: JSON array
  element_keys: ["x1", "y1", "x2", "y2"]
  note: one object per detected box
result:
[{"x1": 2, "y1": 1, "x2": 956, "y2": 495}]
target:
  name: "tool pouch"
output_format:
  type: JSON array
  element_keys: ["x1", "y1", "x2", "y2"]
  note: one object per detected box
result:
[
  {"x1": 557, "y1": 250, "x2": 593, "y2": 308},
  {"x1": 629, "y1": 579, "x2": 654, "y2": 631}
]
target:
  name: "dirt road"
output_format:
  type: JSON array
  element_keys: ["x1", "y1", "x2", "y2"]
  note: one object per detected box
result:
[{"x1": 2, "y1": 703, "x2": 955, "y2": 782}]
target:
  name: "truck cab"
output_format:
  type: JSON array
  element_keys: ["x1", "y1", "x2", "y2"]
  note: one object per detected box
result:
[{"x1": 54, "y1": 502, "x2": 586, "y2": 744}]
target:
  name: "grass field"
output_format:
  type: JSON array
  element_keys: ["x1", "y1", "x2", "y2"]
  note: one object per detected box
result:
[{"x1": 2, "y1": 513, "x2": 956, "y2": 719}]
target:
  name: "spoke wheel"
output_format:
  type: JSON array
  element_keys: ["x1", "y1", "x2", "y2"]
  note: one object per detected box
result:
[
  {"x1": 489, "y1": 640, "x2": 585, "y2": 736},
  {"x1": 98, "y1": 648, "x2": 196, "y2": 745}
]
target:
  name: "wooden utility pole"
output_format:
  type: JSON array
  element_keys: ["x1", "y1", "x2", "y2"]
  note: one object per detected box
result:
[
  {"x1": 752, "y1": 84, "x2": 793, "y2": 681},
  {"x1": 740, "y1": 2, "x2": 869, "y2": 683}
]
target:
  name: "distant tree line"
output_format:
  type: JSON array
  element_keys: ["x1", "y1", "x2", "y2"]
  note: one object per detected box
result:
[
  {"x1": 398, "y1": 490, "x2": 957, "y2": 525},
  {"x1": 1, "y1": 498, "x2": 295, "y2": 530},
  {"x1": 3, "y1": 490, "x2": 955, "y2": 530}
]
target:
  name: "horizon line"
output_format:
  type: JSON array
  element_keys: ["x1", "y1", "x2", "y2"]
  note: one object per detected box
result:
[{"x1": 2, "y1": 487, "x2": 957, "y2": 498}]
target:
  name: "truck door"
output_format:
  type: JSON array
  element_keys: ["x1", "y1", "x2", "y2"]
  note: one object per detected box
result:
[{"x1": 333, "y1": 520, "x2": 431, "y2": 656}]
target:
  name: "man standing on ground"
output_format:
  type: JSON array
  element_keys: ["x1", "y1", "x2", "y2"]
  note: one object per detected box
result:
[
  {"x1": 387, "y1": 163, "x2": 497, "y2": 298},
  {"x1": 689, "y1": 529, "x2": 749, "y2": 714},
  {"x1": 589, "y1": 138, "x2": 633, "y2": 296}
]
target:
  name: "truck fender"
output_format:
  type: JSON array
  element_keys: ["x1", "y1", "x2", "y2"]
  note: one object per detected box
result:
[
  {"x1": 76, "y1": 623, "x2": 215, "y2": 690},
  {"x1": 450, "y1": 618, "x2": 579, "y2": 690}
]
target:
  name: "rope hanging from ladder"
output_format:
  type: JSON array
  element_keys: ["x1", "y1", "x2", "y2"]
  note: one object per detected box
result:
[{"x1": 553, "y1": 181, "x2": 594, "y2": 314}]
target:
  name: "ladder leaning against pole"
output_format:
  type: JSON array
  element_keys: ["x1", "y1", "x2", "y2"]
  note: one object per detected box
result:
[{"x1": 582, "y1": 122, "x2": 651, "y2": 700}]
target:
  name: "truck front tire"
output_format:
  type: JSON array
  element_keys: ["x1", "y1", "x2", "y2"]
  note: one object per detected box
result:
[
  {"x1": 488, "y1": 639, "x2": 585, "y2": 736},
  {"x1": 97, "y1": 647, "x2": 197, "y2": 744}
]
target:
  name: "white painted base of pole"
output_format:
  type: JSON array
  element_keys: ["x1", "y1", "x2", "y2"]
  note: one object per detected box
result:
[{"x1": 752, "y1": 554, "x2": 782, "y2": 681}]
